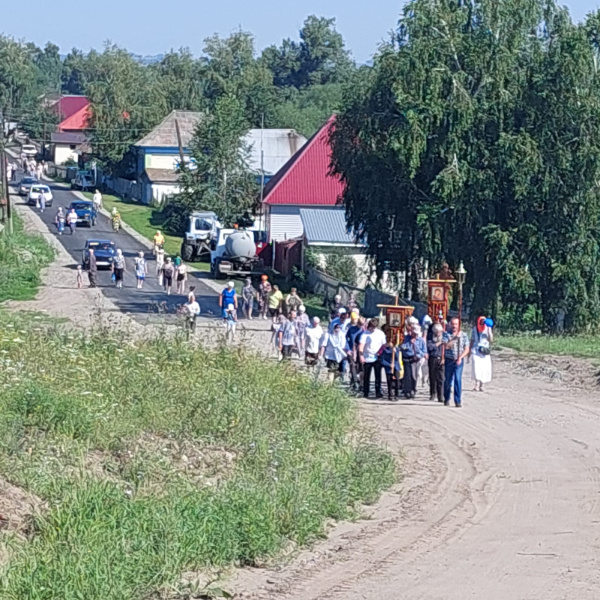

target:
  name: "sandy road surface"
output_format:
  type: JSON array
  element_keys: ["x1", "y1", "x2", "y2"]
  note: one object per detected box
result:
[{"x1": 236, "y1": 359, "x2": 600, "y2": 600}]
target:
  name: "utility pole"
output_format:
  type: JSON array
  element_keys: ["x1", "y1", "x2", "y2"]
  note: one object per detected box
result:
[
  {"x1": 175, "y1": 119, "x2": 186, "y2": 173},
  {"x1": 0, "y1": 109, "x2": 12, "y2": 233}
]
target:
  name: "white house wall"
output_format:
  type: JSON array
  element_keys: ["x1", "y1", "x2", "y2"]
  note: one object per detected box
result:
[
  {"x1": 54, "y1": 145, "x2": 79, "y2": 165},
  {"x1": 269, "y1": 205, "x2": 304, "y2": 241},
  {"x1": 151, "y1": 183, "x2": 180, "y2": 204},
  {"x1": 146, "y1": 153, "x2": 179, "y2": 170}
]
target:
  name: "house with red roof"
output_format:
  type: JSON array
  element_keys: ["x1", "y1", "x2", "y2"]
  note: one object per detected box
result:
[
  {"x1": 262, "y1": 115, "x2": 367, "y2": 280},
  {"x1": 50, "y1": 96, "x2": 91, "y2": 165}
]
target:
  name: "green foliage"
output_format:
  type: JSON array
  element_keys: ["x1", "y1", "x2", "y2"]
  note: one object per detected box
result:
[
  {"x1": 261, "y1": 15, "x2": 355, "y2": 89},
  {"x1": 497, "y1": 333, "x2": 600, "y2": 361},
  {"x1": 324, "y1": 250, "x2": 358, "y2": 286},
  {"x1": 0, "y1": 213, "x2": 55, "y2": 302},
  {"x1": 331, "y1": 0, "x2": 600, "y2": 332},
  {"x1": 167, "y1": 93, "x2": 258, "y2": 231},
  {"x1": 0, "y1": 315, "x2": 395, "y2": 599},
  {"x1": 83, "y1": 44, "x2": 167, "y2": 174}
]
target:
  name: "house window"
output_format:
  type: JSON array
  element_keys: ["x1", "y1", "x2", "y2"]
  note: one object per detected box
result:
[{"x1": 69, "y1": 145, "x2": 77, "y2": 150}]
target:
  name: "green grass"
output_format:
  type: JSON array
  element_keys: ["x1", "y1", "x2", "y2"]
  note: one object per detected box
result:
[
  {"x1": 0, "y1": 214, "x2": 55, "y2": 302},
  {"x1": 81, "y1": 192, "x2": 210, "y2": 270},
  {"x1": 497, "y1": 334, "x2": 600, "y2": 361},
  {"x1": 0, "y1": 314, "x2": 396, "y2": 599}
]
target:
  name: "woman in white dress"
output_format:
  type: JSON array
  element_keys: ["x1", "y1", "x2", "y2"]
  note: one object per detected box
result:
[{"x1": 471, "y1": 316, "x2": 493, "y2": 391}]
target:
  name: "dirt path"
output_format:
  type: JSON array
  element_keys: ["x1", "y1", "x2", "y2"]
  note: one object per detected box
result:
[{"x1": 234, "y1": 358, "x2": 600, "y2": 600}]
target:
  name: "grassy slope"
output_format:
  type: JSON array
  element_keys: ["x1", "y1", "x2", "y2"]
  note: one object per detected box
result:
[
  {"x1": 0, "y1": 213, "x2": 55, "y2": 302},
  {"x1": 497, "y1": 334, "x2": 600, "y2": 361},
  {"x1": 0, "y1": 316, "x2": 395, "y2": 599}
]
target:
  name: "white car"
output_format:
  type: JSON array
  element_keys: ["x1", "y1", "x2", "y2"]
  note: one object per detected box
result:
[
  {"x1": 21, "y1": 143, "x2": 37, "y2": 156},
  {"x1": 28, "y1": 185, "x2": 53, "y2": 207}
]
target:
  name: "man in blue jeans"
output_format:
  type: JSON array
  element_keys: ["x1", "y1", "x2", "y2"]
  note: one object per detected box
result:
[{"x1": 443, "y1": 317, "x2": 470, "y2": 407}]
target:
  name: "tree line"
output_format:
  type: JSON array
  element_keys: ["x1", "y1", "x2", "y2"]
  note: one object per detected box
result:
[{"x1": 331, "y1": 0, "x2": 600, "y2": 332}]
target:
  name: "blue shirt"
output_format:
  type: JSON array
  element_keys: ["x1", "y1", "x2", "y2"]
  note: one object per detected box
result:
[
  {"x1": 380, "y1": 346, "x2": 401, "y2": 374},
  {"x1": 401, "y1": 335, "x2": 426, "y2": 360},
  {"x1": 221, "y1": 288, "x2": 236, "y2": 307},
  {"x1": 443, "y1": 331, "x2": 469, "y2": 361}
]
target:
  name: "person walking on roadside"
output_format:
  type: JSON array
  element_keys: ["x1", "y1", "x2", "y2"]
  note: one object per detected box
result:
[
  {"x1": 67, "y1": 208, "x2": 77, "y2": 234},
  {"x1": 346, "y1": 312, "x2": 364, "y2": 393},
  {"x1": 294, "y1": 305, "x2": 310, "y2": 356},
  {"x1": 258, "y1": 275, "x2": 272, "y2": 320},
  {"x1": 36, "y1": 162, "x2": 43, "y2": 181},
  {"x1": 328, "y1": 294, "x2": 344, "y2": 319},
  {"x1": 92, "y1": 189, "x2": 103, "y2": 211},
  {"x1": 155, "y1": 247, "x2": 165, "y2": 284},
  {"x1": 242, "y1": 277, "x2": 257, "y2": 319},
  {"x1": 319, "y1": 322, "x2": 348, "y2": 381},
  {"x1": 134, "y1": 251, "x2": 148, "y2": 290},
  {"x1": 443, "y1": 317, "x2": 470, "y2": 407},
  {"x1": 278, "y1": 310, "x2": 297, "y2": 360},
  {"x1": 153, "y1": 230, "x2": 165, "y2": 256},
  {"x1": 55, "y1": 207, "x2": 65, "y2": 235},
  {"x1": 347, "y1": 291, "x2": 360, "y2": 313},
  {"x1": 305, "y1": 316, "x2": 324, "y2": 366},
  {"x1": 184, "y1": 296, "x2": 201, "y2": 335},
  {"x1": 285, "y1": 287, "x2": 302, "y2": 316},
  {"x1": 6, "y1": 162, "x2": 12, "y2": 183},
  {"x1": 427, "y1": 323, "x2": 445, "y2": 402},
  {"x1": 220, "y1": 281, "x2": 238, "y2": 321},
  {"x1": 88, "y1": 248, "x2": 98, "y2": 288},
  {"x1": 268, "y1": 285, "x2": 283, "y2": 318},
  {"x1": 112, "y1": 249, "x2": 126, "y2": 289},
  {"x1": 381, "y1": 340, "x2": 403, "y2": 401},
  {"x1": 188, "y1": 285, "x2": 196, "y2": 303},
  {"x1": 401, "y1": 325, "x2": 426, "y2": 399},
  {"x1": 162, "y1": 257, "x2": 175, "y2": 295},
  {"x1": 225, "y1": 304, "x2": 238, "y2": 343},
  {"x1": 358, "y1": 318, "x2": 386, "y2": 399},
  {"x1": 38, "y1": 189, "x2": 46, "y2": 213},
  {"x1": 76, "y1": 265, "x2": 83, "y2": 289},
  {"x1": 175, "y1": 261, "x2": 188, "y2": 294},
  {"x1": 471, "y1": 316, "x2": 494, "y2": 391}
]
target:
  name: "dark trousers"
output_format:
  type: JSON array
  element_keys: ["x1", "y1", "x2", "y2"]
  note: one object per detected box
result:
[
  {"x1": 386, "y1": 370, "x2": 400, "y2": 398},
  {"x1": 402, "y1": 361, "x2": 416, "y2": 397},
  {"x1": 88, "y1": 270, "x2": 97, "y2": 287},
  {"x1": 444, "y1": 359, "x2": 464, "y2": 406},
  {"x1": 363, "y1": 360, "x2": 382, "y2": 398},
  {"x1": 428, "y1": 356, "x2": 444, "y2": 401}
]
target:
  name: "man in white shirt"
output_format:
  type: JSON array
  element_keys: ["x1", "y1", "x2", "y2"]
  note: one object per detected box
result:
[
  {"x1": 184, "y1": 298, "x2": 200, "y2": 333},
  {"x1": 358, "y1": 317, "x2": 387, "y2": 399},
  {"x1": 304, "y1": 316, "x2": 324, "y2": 366},
  {"x1": 92, "y1": 189, "x2": 103, "y2": 211}
]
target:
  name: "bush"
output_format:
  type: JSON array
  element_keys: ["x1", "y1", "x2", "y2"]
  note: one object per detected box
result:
[
  {"x1": 324, "y1": 249, "x2": 358, "y2": 286},
  {"x1": 0, "y1": 316, "x2": 395, "y2": 599}
]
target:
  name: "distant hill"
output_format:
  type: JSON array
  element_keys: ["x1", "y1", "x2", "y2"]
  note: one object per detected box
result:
[{"x1": 130, "y1": 53, "x2": 165, "y2": 65}]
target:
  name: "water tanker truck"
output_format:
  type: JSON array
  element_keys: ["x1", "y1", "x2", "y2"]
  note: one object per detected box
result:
[{"x1": 210, "y1": 228, "x2": 264, "y2": 278}]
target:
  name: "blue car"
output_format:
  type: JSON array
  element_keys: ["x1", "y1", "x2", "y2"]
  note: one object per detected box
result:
[
  {"x1": 68, "y1": 200, "x2": 97, "y2": 227},
  {"x1": 82, "y1": 239, "x2": 116, "y2": 269}
]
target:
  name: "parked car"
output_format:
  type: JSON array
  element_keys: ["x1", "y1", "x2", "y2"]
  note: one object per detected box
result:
[
  {"x1": 27, "y1": 185, "x2": 54, "y2": 207},
  {"x1": 21, "y1": 143, "x2": 37, "y2": 156},
  {"x1": 71, "y1": 171, "x2": 95, "y2": 191},
  {"x1": 18, "y1": 176, "x2": 38, "y2": 196},
  {"x1": 67, "y1": 200, "x2": 97, "y2": 227},
  {"x1": 82, "y1": 239, "x2": 116, "y2": 269}
]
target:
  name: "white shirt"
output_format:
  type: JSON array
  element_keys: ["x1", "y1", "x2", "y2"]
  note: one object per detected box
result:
[
  {"x1": 321, "y1": 331, "x2": 347, "y2": 363},
  {"x1": 360, "y1": 329, "x2": 387, "y2": 363},
  {"x1": 93, "y1": 192, "x2": 102, "y2": 206},
  {"x1": 186, "y1": 301, "x2": 200, "y2": 316},
  {"x1": 305, "y1": 325, "x2": 324, "y2": 354}
]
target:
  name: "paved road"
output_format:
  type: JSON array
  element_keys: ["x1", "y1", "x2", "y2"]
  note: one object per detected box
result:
[{"x1": 15, "y1": 176, "x2": 220, "y2": 323}]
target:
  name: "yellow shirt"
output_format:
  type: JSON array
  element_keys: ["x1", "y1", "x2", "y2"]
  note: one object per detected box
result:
[
  {"x1": 154, "y1": 234, "x2": 165, "y2": 245},
  {"x1": 268, "y1": 290, "x2": 283, "y2": 309}
]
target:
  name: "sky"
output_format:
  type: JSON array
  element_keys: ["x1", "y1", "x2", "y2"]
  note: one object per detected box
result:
[{"x1": 3, "y1": 0, "x2": 600, "y2": 63}]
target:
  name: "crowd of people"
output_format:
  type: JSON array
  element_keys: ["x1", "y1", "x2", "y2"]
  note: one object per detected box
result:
[{"x1": 219, "y1": 277, "x2": 494, "y2": 406}]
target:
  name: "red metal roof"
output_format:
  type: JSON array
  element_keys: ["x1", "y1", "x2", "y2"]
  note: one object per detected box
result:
[
  {"x1": 58, "y1": 104, "x2": 91, "y2": 132},
  {"x1": 262, "y1": 115, "x2": 344, "y2": 206},
  {"x1": 54, "y1": 96, "x2": 89, "y2": 121}
]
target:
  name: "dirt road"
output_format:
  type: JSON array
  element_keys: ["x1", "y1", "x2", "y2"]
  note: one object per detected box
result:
[{"x1": 235, "y1": 359, "x2": 600, "y2": 600}]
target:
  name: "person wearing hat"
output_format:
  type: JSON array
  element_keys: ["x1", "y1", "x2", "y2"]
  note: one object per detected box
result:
[
  {"x1": 329, "y1": 308, "x2": 348, "y2": 333},
  {"x1": 294, "y1": 305, "x2": 310, "y2": 356},
  {"x1": 470, "y1": 316, "x2": 494, "y2": 391},
  {"x1": 401, "y1": 325, "x2": 426, "y2": 399},
  {"x1": 258, "y1": 275, "x2": 272, "y2": 320},
  {"x1": 346, "y1": 312, "x2": 364, "y2": 393},
  {"x1": 220, "y1": 281, "x2": 238, "y2": 320}
]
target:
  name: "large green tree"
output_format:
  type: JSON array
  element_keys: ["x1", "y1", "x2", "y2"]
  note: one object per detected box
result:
[
  {"x1": 84, "y1": 45, "x2": 166, "y2": 174},
  {"x1": 331, "y1": 0, "x2": 600, "y2": 331}
]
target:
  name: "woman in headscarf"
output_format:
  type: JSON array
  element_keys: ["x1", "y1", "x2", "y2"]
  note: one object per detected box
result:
[
  {"x1": 471, "y1": 316, "x2": 494, "y2": 391},
  {"x1": 294, "y1": 305, "x2": 310, "y2": 356}
]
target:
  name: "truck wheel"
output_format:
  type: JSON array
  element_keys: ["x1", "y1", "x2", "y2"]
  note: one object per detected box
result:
[{"x1": 181, "y1": 243, "x2": 194, "y2": 262}]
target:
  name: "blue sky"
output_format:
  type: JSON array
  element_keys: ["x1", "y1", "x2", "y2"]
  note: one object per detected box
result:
[{"x1": 3, "y1": 0, "x2": 600, "y2": 63}]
